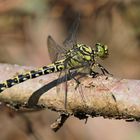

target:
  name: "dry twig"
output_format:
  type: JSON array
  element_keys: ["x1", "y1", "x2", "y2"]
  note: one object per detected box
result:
[{"x1": 0, "y1": 63, "x2": 140, "y2": 131}]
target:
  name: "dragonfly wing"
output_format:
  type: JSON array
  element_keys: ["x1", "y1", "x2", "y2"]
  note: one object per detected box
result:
[
  {"x1": 47, "y1": 35, "x2": 65, "y2": 62},
  {"x1": 63, "y1": 14, "x2": 80, "y2": 49},
  {"x1": 56, "y1": 69, "x2": 68, "y2": 108}
]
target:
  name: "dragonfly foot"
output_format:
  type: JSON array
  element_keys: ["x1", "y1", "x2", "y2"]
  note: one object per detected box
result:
[
  {"x1": 74, "y1": 79, "x2": 81, "y2": 90},
  {"x1": 90, "y1": 71, "x2": 99, "y2": 78}
]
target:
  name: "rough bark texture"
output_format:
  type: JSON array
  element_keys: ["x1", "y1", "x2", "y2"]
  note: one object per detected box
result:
[{"x1": 0, "y1": 63, "x2": 140, "y2": 121}]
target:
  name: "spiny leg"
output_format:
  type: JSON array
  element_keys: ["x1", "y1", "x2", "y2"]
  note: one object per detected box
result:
[
  {"x1": 89, "y1": 69, "x2": 99, "y2": 78},
  {"x1": 98, "y1": 64, "x2": 115, "y2": 101},
  {"x1": 58, "y1": 69, "x2": 81, "y2": 110},
  {"x1": 96, "y1": 63, "x2": 113, "y2": 76},
  {"x1": 63, "y1": 69, "x2": 85, "y2": 109},
  {"x1": 68, "y1": 63, "x2": 90, "y2": 90},
  {"x1": 96, "y1": 64, "x2": 116, "y2": 102},
  {"x1": 68, "y1": 68, "x2": 88, "y2": 104},
  {"x1": 68, "y1": 68, "x2": 81, "y2": 90}
]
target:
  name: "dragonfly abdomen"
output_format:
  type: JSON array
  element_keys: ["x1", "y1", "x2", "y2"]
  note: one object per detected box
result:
[{"x1": 0, "y1": 60, "x2": 65, "y2": 93}]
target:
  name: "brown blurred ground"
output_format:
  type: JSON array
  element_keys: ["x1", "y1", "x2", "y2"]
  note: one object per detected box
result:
[{"x1": 0, "y1": 0, "x2": 140, "y2": 140}]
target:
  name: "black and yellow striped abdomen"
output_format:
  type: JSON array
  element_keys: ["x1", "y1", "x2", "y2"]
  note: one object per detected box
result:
[{"x1": 0, "y1": 60, "x2": 65, "y2": 93}]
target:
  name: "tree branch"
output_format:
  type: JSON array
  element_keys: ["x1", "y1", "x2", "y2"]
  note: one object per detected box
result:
[{"x1": 0, "y1": 64, "x2": 140, "y2": 123}]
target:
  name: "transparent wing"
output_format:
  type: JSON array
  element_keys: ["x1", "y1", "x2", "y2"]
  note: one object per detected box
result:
[
  {"x1": 47, "y1": 14, "x2": 80, "y2": 62},
  {"x1": 63, "y1": 14, "x2": 80, "y2": 49},
  {"x1": 47, "y1": 35, "x2": 66, "y2": 62},
  {"x1": 57, "y1": 64, "x2": 91, "y2": 109},
  {"x1": 56, "y1": 69, "x2": 69, "y2": 108}
]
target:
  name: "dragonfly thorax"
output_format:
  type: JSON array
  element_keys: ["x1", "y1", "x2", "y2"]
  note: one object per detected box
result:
[{"x1": 65, "y1": 43, "x2": 95, "y2": 68}]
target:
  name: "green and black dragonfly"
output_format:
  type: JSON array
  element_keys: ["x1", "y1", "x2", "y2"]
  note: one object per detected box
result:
[{"x1": 0, "y1": 16, "x2": 111, "y2": 107}]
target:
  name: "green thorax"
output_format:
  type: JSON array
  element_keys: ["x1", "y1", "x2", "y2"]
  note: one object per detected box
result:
[
  {"x1": 64, "y1": 43, "x2": 109, "y2": 68},
  {"x1": 65, "y1": 43, "x2": 94, "y2": 68}
]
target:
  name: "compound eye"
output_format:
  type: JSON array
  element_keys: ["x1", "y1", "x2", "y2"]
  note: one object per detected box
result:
[
  {"x1": 104, "y1": 45, "x2": 108, "y2": 54},
  {"x1": 104, "y1": 45, "x2": 108, "y2": 50},
  {"x1": 95, "y1": 43, "x2": 101, "y2": 46},
  {"x1": 95, "y1": 43, "x2": 101, "y2": 52}
]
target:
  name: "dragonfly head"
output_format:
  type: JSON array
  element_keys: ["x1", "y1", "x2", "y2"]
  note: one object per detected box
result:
[{"x1": 94, "y1": 43, "x2": 109, "y2": 59}]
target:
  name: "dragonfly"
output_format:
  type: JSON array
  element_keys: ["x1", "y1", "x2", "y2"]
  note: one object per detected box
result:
[{"x1": 0, "y1": 16, "x2": 111, "y2": 108}]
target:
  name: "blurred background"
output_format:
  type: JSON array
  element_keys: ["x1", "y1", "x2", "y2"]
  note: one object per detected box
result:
[{"x1": 0, "y1": 0, "x2": 140, "y2": 140}]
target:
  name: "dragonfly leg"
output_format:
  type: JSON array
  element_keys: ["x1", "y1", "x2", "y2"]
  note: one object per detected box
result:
[
  {"x1": 68, "y1": 69, "x2": 80, "y2": 89},
  {"x1": 96, "y1": 64, "x2": 116, "y2": 102},
  {"x1": 90, "y1": 69, "x2": 99, "y2": 78},
  {"x1": 91, "y1": 64, "x2": 116, "y2": 102},
  {"x1": 96, "y1": 63, "x2": 113, "y2": 76}
]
